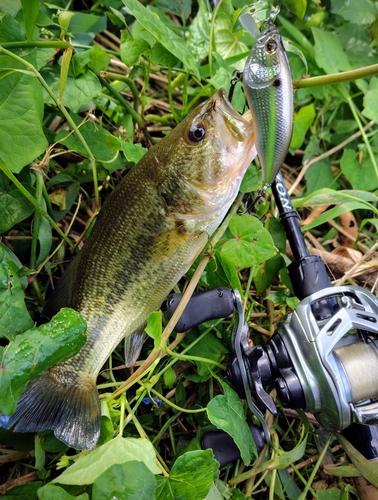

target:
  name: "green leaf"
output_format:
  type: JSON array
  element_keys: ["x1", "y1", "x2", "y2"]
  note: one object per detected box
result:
[
  {"x1": 206, "y1": 376, "x2": 257, "y2": 465},
  {"x1": 42, "y1": 67, "x2": 101, "y2": 113},
  {"x1": 362, "y1": 77, "x2": 378, "y2": 124},
  {"x1": 145, "y1": 311, "x2": 162, "y2": 350},
  {"x1": 88, "y1": 46, "x2": 110, "y2": 74},
  {"x1": 156, "y1": 450, "x2": 219, "y2": 499},
  {"x1": 2, "y1": 482, "x2": 42, "y2": 500},
  {"x1": 283, "y1": 0, "x2": 306, "y2": 19},
  {"x1": 92, "y1": 461, "x2": 156, "y2": 500},
  {"x1": 185, "y1": 330, "x2": 228, "y2": 379},
  {"x1": 52, "y1": 437, "x2": 161, "y2": 485},
  {"x1": 0, "y1": 0, "x2": 22, "y2": 17},
  {"x1": 214, "y1": 12, "x2": 249, "y2": 61},
  {"x1": 120, "y1": 31, "x2": 150, "y2": 66},
  {"x1": 254, "y1": 254, "x2": 283, "y2": 294},
  {"x1": 0, "y1": 50, "x2": 48, "y2": 173},
  {"x1": 301, "y1": 202, "x2": 370, "y2": 230},
  {"x1": 336, "y1": 433, "x2": 378, "y2": 488},
  {"x1": 163, "y1": 366, "x2": 176, "y2": 389},
  {"x1": 68, "y1": 12, "x2": 107, "y2": 34},
  {"x1": 200, "y1": 251, "x2": 242, "y2": 296},
  {"x1": 304, "y1": 160, "x2": 336, "y2": 193},
  {"x1": 0, "y1": 242, "x2": 33, "y2": 340},
  {"x1": 220, "y1": 214, "x2": 277, "y2": 268},
  {"x1": 0, "y1": 308, "x2": 87, "y2": 415},
  {"x1": 312, "y1": 27, "x2": 351, "y2": 74},
  {"x1": 340, "y1": 148, "x2": 378, "y2": 191},
  {"x1": 240, "y1": 163, "x2": 262, "y2": 193},
  {"x1": 56, "y1": 115, "x2": 124, "y2": 170},
  {"x1": 290, "y1": 103, "x2": 315, "y2": 150},
  {"x1": 0, "y1": 184, "x2": 34, "y2": 232},
  {"x1": 0, "y1": 363, "x2": 15, "y2": 416},
  {"x1": 121, "y1": 141, "x2": 147, "y2": 164},
  {"x1": 331, "y1": 0, "x2": 376, "y2": 25},
  {"x1": 148, "y1": 42, "x2": 179, "y2": 67},
  {"x1": 0, "y1": 12, "x2": 25, "y2": 42},
  {"x1": 156, "y1": 0, "x2": 192, "y2": 22},
  {"x1": 293, "y1": 188, "x2": 378, "y2": 208},
  {"x1": 317, "y1": 489, "x2": 342, "y2": 500},
  {"x1": 37, "y1": 484, "x2": 89, "y2": 500},
  {"x1": 36, "y1": 208, "x2": 52, "y2": 267},
  {"x1": 121, "y1": 0, "x2": 200, "y2": 79},
  {"x1": 187, "y1": 1, "x2": 211, "y2": 61},
  {"x1": 20, "y1": 0, "x2": 39, "y2": 41}
]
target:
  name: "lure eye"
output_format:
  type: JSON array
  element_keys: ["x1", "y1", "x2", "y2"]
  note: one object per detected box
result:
[
  {"x1": 188, "y1": 123, "x2": 206, "y2": 143},
  {"x1": 266, "y1": 40, "x2": 277, "y2": 53}
]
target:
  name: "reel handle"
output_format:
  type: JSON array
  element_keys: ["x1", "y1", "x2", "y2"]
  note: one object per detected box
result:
[{"x1": 166, "y1": 287, "x2": 236, "y2": 332}]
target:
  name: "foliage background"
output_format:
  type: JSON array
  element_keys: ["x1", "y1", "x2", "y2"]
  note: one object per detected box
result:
[{"x1": 1, "y1": 0, "x2": 378, "y2": 498}]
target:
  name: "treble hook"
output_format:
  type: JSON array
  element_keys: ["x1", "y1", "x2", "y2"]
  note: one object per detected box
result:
[
  {"x1": 263, "y1": 5, "x2": 280, "y2": 27},
  {"x1": 228, "y1": 70, "x2": 242, "y2": 102}
]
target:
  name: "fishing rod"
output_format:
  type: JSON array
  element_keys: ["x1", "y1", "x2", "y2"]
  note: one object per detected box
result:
[{"x1": 166, "y1": 172, "x2": 378, "y2": 496}]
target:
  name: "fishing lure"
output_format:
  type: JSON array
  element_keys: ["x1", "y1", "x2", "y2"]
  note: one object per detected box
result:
[{"x1": 243, "y1": 13, "x2": 293, "y2": 186}]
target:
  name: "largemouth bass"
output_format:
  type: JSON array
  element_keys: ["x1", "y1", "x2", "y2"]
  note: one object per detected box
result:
[
  {"x1": 243, "y1": 22, "x2": 293, "y2": 185},
  {"x1": 7, "y1": 89, "x2": 256, "y2": 450}
]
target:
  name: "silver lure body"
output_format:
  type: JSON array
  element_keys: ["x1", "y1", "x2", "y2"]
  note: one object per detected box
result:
[{"x1": 243, "y1": 24, "x2": 293, "y2": 185}]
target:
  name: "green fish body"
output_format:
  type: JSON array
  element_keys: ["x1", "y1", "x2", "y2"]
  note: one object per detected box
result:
[
  {"x1": 7, "y1": 89, "x2": 256, "y2": 450},
  {"x1": 243, "y1": 24, "x2": 293, "y2": 185}
]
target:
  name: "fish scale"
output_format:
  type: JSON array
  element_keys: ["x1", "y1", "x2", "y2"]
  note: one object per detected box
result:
[{"x1": 6, "y1": 89, "x2": 257, "y2": 450}]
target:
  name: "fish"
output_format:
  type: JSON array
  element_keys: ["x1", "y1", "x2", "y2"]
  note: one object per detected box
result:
[
  {"x1": 6, "y1": 89, "x2": 257, "y2": 450},
  {"x1": 243, "y1": 22, "x2": 293, "y2": 185}
]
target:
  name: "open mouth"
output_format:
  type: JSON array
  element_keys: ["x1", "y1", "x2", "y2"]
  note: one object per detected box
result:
[{"x1": 214, "y1": 90, "x2": 253, "y2": 142}]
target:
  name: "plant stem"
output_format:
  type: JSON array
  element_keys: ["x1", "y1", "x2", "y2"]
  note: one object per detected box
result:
[
  {"x1": 337, "y1": 84, "x2": 378, "y2": 183},
  {"x1": 297, "y1": 433, "x2": 333, "y2": 500},
  {"x1": 98, "y1": 75, "x2": 145, "y2": 128},
  {"x1": 164, "y1": 346, "x2": 226, "y2": 370},
  {"x1": 294, "y1": 63, "x2": 378, "y2": 89},
  {"x1": 149, "y1": 387, "x2": 206, "y2": 414},
  {"x1": 208, "y1": 0, "x2": 223, "y2": 78},
  {"x1": 99, "y1": 71, "x2": 140, "y2": 115},
  {"x1": 0, "y1": 162, "x2": 74, "y2": 248},
  {"x1": 123, "y1": 397, "x2": 170, "y2": 477},
  {"x1": 30, "y1": 169, "x2": 44, "y2": 270},
  {"x1": 0, "y1": 41, "x2": 72, "y2": 49}
]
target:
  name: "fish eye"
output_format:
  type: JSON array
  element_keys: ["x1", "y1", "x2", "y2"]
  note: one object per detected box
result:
[
  {"x1": 188, "y1": 123, "x2": 206, "y2": 143},
  {"x1": 266, "y1": 40, "x2": 277, "y2": 53}
]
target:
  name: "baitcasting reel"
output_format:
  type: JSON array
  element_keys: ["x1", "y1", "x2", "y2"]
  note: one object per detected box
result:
[{"x1": 167, "y1": 283, "x2": 378, "y2": 439}]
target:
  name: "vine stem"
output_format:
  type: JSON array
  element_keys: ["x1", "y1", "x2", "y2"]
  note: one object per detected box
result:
[
  {"x1": 0, "y1": 45, "x2": 100, "y2": 209},
  {"x1": 164, "y1": 346, "x2": 226, "y2": 370},
  {"x1": 149, "y1": 387, "x2": 207, "y2": 414},
  {"x1": 294, "y1": 63, "x2": 378, "y2": 88},
  {"x1": 98, "y1": 73, "x2": 144, "y2": 127}
]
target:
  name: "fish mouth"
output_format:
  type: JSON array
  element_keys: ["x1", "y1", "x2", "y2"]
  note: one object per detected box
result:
[{"x1": 212, "y1": 88, "x2": 254, "y2": 143}]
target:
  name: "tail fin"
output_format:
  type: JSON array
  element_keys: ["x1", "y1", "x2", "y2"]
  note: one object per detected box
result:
[{"x1": 5, "y1": 371, "x2": 101, "y2": 450}]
